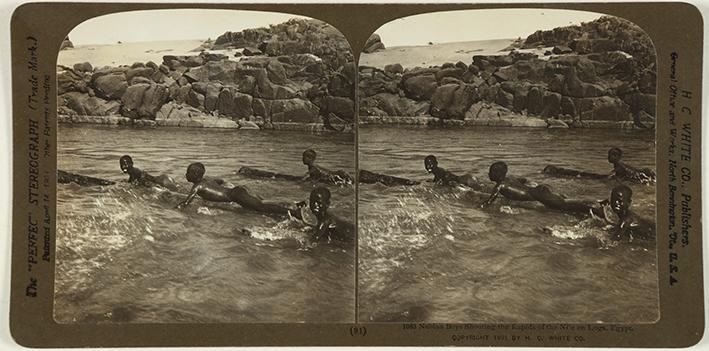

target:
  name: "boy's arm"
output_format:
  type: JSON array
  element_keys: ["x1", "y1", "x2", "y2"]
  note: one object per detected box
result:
[
  {"x1": 481, "y1": 183, "x2": 503, "y2": 208},
  {"x1": 176, "y1": 184, "x2": 200, "y2": 209}
]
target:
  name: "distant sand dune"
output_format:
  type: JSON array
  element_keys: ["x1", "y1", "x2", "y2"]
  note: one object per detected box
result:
[
  {"x1": 359, "y1": 39, "x2": 517, "y2": 69},
  {"x1": 57, "y1": 39, "x2": 206, "y2": 67}
]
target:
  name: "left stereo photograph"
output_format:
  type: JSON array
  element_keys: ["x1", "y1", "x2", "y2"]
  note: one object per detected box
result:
[{"x1": 54, "y1": 8, "x2": 356, "y2": 323}]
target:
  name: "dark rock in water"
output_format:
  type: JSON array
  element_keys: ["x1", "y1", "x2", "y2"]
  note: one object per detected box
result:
[
  {"x1": 121, "y1": 83, "x2": 170, "y2": 119},
  {"x1": 217, "y1": 87, "x2": 253, "y2": 118},
  {"x1": 92, "y1": 72, "x2": 128, "y2": 100},
  {"x1": 60, "y1": 37, "x2": 73, "y2": 50},
  {"x1": 243, "y1": 47, "x2": 263, "y2": 56},
  {"x1": 73, "y1": 62, "x2": 93, "y2": 73},
  {"x1": 360, "y1": 93, "x2": 430, "y2": 117},
  {"x1": 403, "y1": 74, "x2": 438, "y2": 101},
  {"x1": 363, "y1": 33, "x2": 386, "y2": 53},
  {"x1": 384, "y1": 63, "x2": 403, "y2": 74},
  {"x1": 552, "y1": 45, "x2": 573, "y2": 54},
  {"x1": 544, "y1": 50, "x2": 552, "y2": 56}
]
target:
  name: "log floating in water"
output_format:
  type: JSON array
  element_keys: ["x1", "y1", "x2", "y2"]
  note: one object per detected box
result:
[{"x1": 57, "y1": 170, "x2": 116, "y2": 186}]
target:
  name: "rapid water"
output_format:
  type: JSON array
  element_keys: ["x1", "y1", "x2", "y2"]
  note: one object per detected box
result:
[
  {"x1": 358, "y1": 126, "x2": 658, "y2": 323},
  {"x1": 55, "y1": 125, "x2": 355, "y2": 323}
]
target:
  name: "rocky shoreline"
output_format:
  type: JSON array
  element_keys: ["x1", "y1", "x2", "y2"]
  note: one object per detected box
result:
[
  {"x1": 57, "y1": 19, "x2": 355, "y2": 132},
  {"x1": 358, "y1": 16, "x2": 656, "y2": 130}
]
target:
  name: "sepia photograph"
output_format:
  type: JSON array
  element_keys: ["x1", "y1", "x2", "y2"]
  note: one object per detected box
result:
[
  {"x1": 54, "y1": 9, "x2": 356, "y2": 323},
  {"x1": 357, "y1": 9, "x2": 658, "y2": 323}
]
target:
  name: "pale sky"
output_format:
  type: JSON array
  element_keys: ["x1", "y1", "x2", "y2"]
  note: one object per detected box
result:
[
  {"x1": 68, "y1": 8, "x2": 606, "y2": 47},
  {"x1": 68, "y1": 9, "x2": 308, "y2": 45},
  {"x1": 375, "y1": 9, "x2": 605, "y2": 47}
]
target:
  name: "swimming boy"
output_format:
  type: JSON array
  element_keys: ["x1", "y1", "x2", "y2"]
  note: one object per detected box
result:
[
  {"x1": 176, "y1": 162, "x2": 296, "y2": 216},
  {"x1": 480, "y1": 161, "x2": 537, "y2": 207},
  {"x1": 607, "y1": 148, "x2": 655, "y2": 184},
  {"x1": 604, "y1": 184, "x2": 654, "y2": 241},
  {"x1": 424, "y1": 155, "x2": 485, "y2": 191},
  {"x1": 482, "y1": 161, "x2": 603, "y2": 213},
  {"x1": 119, "y1": 155, "x2": 181, "y2": 191},
  {"x1": 294, "y1": 187, "x2": 354, "y2": 242},
  {"x1": 302, "y1": 149, "x2": 353, "y2": 186}
]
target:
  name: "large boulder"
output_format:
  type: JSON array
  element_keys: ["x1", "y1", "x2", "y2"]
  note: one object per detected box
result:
[
  {"x1": 255, "y1": 69, "x2": 296, "y2": 99},
  {"x1": 403, "y1": 74, "x2": 438, "y2": 101},
  {"x1": 319, "y1": 96, "x2": 354, "y2": 120},
  {"x1": 384, "y1": 63, "x2": 404, "y2": 74},
  {"x1": 92, "y1": 72, "x2": 128, "y2": 100},
  {"x1": 430, "y1": 84, "x2": 459, "y2": 118},
  {"x1": 267, "y1": 98, "x2": 320, "y2": 123},
  {"x1": 121, "y1": 83, "x2": 170, "y2": 119},
  {"x1": 59, "y1": 92, "x2": 121, "y2": 116},
  {"x1": 358, "y1": 70, "x2": 399, "y2": 97},
  {"x1": 360, "y1": 93, "x2": 430, "y2": 117},
  {"x1": 527, "y1": 86, "x2": 544, "y2": 115},
  {"x1": 192, "y1": 82, "x2": 223, "y2": 112},
  {"x1": 363, "y1": 33, "x2": 385, "y2": 53},
  {"x1": 183, "y1": 60, "x2": 240, "y2": 84},
  {"x1": 217, "y1": 87, "x2": 253, "y2": 118},
  {"x1": 73, "y1": 62, "x2": 93, "y2": 73},
  {"x1": 574, "y1": 96, "x2": 630, "y2": 121},
  {"x1": 57, "y1": 69, "x2": 88, "y2": 95},
  {"x1": 266, "y1": 60, "x2": 287, "y2": 84},
  {"x1": 186, "y1": 89, "x2": 205, "y2": 109},
  {"x1": 125, "y1": 67, "x2": 155, "y2": 84}
]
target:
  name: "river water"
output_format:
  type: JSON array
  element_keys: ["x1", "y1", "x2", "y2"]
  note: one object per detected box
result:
[
  {"x1": 55, "y1": 125, "x2": 355, "y2": 323},
  {"x1": 358, "y1": 126, "x2": 658, "y2": 323}
]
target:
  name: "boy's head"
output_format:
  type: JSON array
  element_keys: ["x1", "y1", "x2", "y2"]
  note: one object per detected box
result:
[
  {"x1": 424, "y1": 155, "x2": 438, "y2": 173},
  {"x1": 608, "y1": 147, "x2": 623, "y2": 164},
  {"x1": 302, "y1": 149, "x2": 317, "y2": 165},
  {"x1": 119, "y1": 155, "x2": 133, "y2": 173},
  {"x1": 309, "y1": 187, "x2": 331, "y2": 219},
  {"x1": 186, "y1": 162, "x2": 206, "y2": 183},
  {"x1": 489, "y1": 161, "x2": 508, "y2": 182},
  {"x1": 610, "y1": 184, "x2": 633, "y2": 216}
]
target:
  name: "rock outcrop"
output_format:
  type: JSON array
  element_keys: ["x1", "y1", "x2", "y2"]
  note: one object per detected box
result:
[
  {"x1": 58, "y1": 19, "x2": 355, "y2": 130},
  {"x1": 358, "y1": 16, "x2": 656, "y2": 129}
]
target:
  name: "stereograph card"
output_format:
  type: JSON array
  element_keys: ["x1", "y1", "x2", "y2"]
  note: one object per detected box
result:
[{"x1": 7, "y1": 2, "x2": 705, "y2": 347}]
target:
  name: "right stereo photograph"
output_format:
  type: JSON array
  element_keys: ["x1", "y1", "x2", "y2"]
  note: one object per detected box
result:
[{"x1": 357, "y1": 9, "x2": 658, "y2": 323}]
